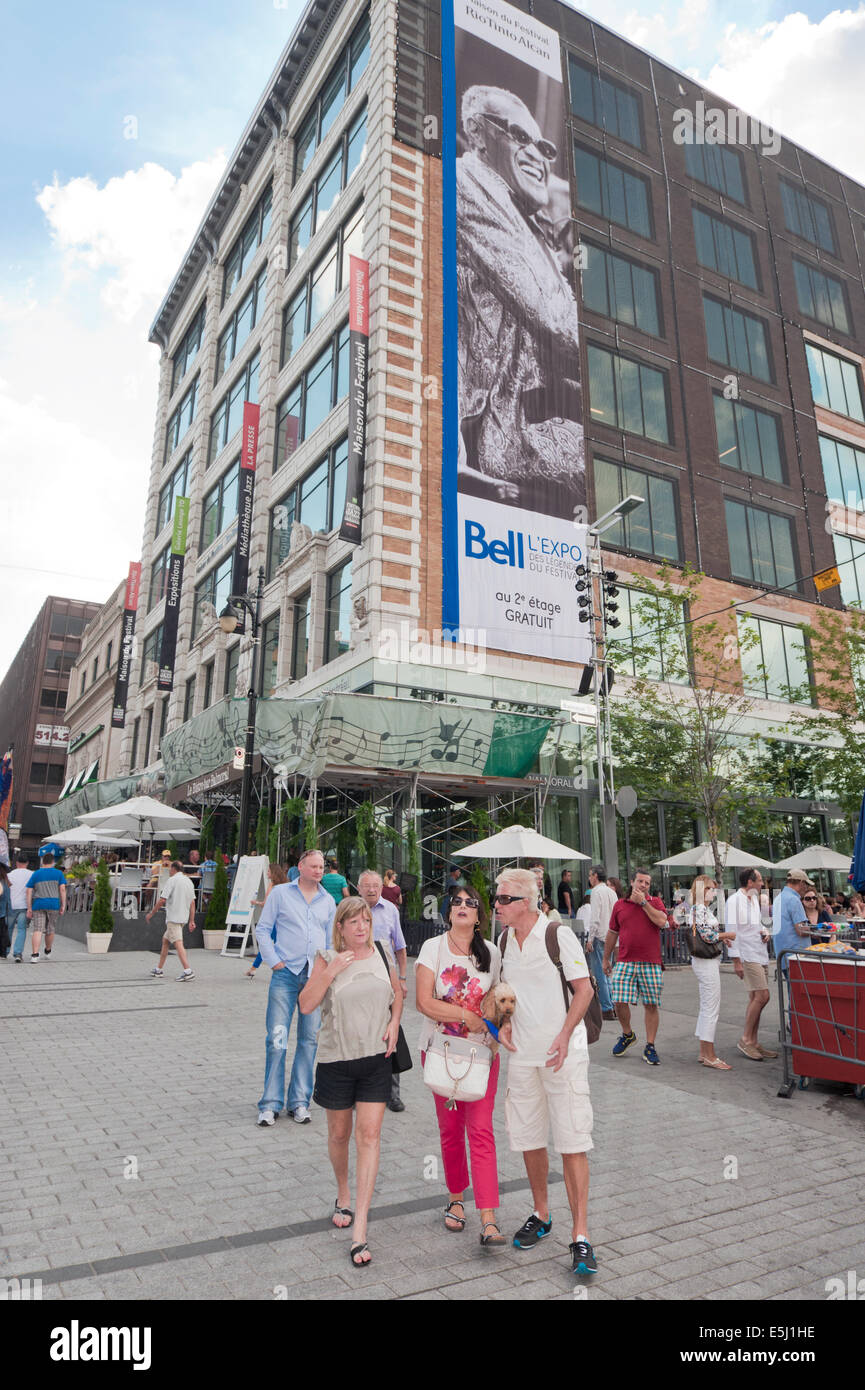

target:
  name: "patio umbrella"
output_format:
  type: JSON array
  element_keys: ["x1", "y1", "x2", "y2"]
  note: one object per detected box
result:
[
  {"x1": 655, "y1": 841, "x2": 773, "y2": 870},
  {"x1": 42, "y1": 827, "x2": 139, "y2": 848},
  {"x1": 453, "y1": 825, "x2": 589, "y2": 861},
  {"x1": 772, "y1": 846, "x2": 853, "y2": 872},
  {"x1": 76, "y1": 795, "x2": 199, "y2": 862}
]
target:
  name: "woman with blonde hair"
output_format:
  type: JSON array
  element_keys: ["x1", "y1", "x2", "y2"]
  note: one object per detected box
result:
[
  {"x1": 299, "y1": 896, "x2": 402, "y2": 1269},
  {"x1": 686, "y1": 874, "x2": 737, "y2": 1070}
]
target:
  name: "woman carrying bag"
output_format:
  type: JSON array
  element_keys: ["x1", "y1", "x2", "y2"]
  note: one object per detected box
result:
[
  {"x1": 416, "y1": 888, "x2": 507, "y2": 1247},
  {"x1": 686, "y1": 875, "x2": 737, "y2": 1070}
]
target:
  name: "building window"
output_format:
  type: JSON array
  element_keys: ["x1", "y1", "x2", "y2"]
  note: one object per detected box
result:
[
  {"x1": 49, "y1": 613, "x2": 85, "y2": 639},
  {"x1": 586, "y1": 345, "x2": 670, "y2": 442},
  {"x1": 39, "y1": 688, "x2": 67, "y2": 710},
  {"x1": 805, "y1": 344, "x2": 865, "y2": 422},
  {"x1": 261, "y1": 613, "x2": 280, "y2": 697},
  {"x1": 291, "y1": 591, "x2": 311, "y2": 680},
  {"x1": 130, "y1": 716, "x2": 140, "y2": 769},
  {"x1": 703, "y1": 295, "x2": 772, "y2": 382},
  {"x1": 833, "y1": 534, "x2": 865, "y2": 608},
  {"x1": 202, "y1": 661, "x2": 214, "y2": 710},
  {"x1": 713, "y1": 394, "x2": 784, "y2": 482},
  {"x1": 281, "y1": 203, "x2": 363, "y2": 366},
  {"x1": 208, "y1": 352, "x2": 260, "y2": 466},
  {"x1": 44, "y1": 647, "x2": 76, "y2": 674},
  {"x1": 143, "y1": 707, "x2": 154, "y2": 766},
  {"x1": 737, "y1": 614, "x2": 812, "y2": 703},
  {"x1": 725, "y1": 499, "x2": 798, "y2": 590},
  {"x1": 158, "y1": 695, "x2": 169, "y2": 745},
  {"x1": 592, "y1": 458, "x2": 679, "y2": 560},
  {"x1": 573, "y1": 144, "x2": 652, "y2": 238},
  {"x1": 164, "y1": 378, "x2": 198, "y2": 462},
  {"x1": 609, "y1": 588, "x2": 690, "y2": 683},
  {"x1": 324, "y1": 561, "x2": 352, "y2": 665},
  {"x1": 139, "y1": 624, "x2": 164, "y2": 685},
  {"x1": 80, "y1": 670, "x2": 86, "y2": 697},
  {"x1": 293, "y1": 12, "x2": 370, "y2": 182},
  {"x1": 580, "y1": 243, "x2": 660, "y2": 336},
  {"x1": 683, "y1": 142, "x2": 745, "y2": 203},
  {"x1": 193, "y1": 554, "x2": 233, "y2": 640},
  {"x1": 222, "y1": 184, "x2": 273, "y2": 304},
  {"x1": 171, "y1": 302, "x2": 206, "y2": 394},
  {"x1": 183, "y1": 675, "x2": 196, "y2": 722},
  {"x1": 274, "y1": 326, "x2": 350, "y2": 471},
  {"x1": 290, "y1": 108, "x2": 367, "y2": 265},
  {"x1": 156, "y1": 453, "x2": 190, "y2": 535},
  {"x1": 92, "y1": 656, "x2": 98, "y2": 680},
  {"x1": 568, "y1": 56, "x2": 642, "y2": 148},
  {"x1": 269, "y1": 440, "x2": 349, "y2": 578},
  {"x1": 692, "y1": 207, "x2": 758, "y2": 289},
  {"x1": 148, "y1": 545, "x2": 171, "y2": 611},
  {"x1": 31, "y1": 762, "x2": 66, "y2": 790},
  {"x1": 780, "y1": 179, "x2": 836, "y2": 254},
  {"x1": 223, "y1": 643, "x2": 240, "y2": 698},
  {"x1": 216, "y1": 268, "x2": 267, "y2": 380},
  {"x1": 200, "y1": 458, "x2": 240, "y2": 552},
  {"x1": 106, "y1": 640, "x2": 113, "y2": 670},
  {"x1": 820, "y1": 434, "x2": 865, "y2": 509},
  {"x1": 792, "y1": 259, "x2": 850, "y2": 334}
]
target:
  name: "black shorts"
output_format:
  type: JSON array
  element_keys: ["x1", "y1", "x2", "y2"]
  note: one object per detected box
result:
[{"x1": 313, "y1": 1053, "x2": 392, "y2": 1109}]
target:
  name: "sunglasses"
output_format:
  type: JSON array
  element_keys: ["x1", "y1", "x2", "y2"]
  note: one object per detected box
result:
[
  {"x1": 494, "y1": 893, "x2": 526, "y2": 905},
  {"x1": 477, "y1": 113, "x2": 557, "y2": 162},
  {"x1": 451, "y1": 895, "x2": 479, "y2": 908},
  {"x1": 803, "y1": 895, "x2": 817, "y2": 901}
]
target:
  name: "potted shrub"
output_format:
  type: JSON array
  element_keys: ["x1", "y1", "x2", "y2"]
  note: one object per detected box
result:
[
  {"x1": 87, "y1": 858, "x2": 114, "y2": 954},
  {"x1": 203, "y1": 855, "x2": 229, "y2": 949}
]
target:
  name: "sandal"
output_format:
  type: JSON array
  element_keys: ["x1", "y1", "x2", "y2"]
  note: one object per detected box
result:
[
  {"x1": 700, "y1": 1057, "x2": 732, "y2": 1070},
  {"x1": 349, "y1": 1242, "x2": 371, "y2": 1267},
  {"x1": 333, "y1": 1201, "x2": 354, "y2": 1229},
  {"x1": 480, "y1": 1222, "x2": 506, "y2": 1248},
  {"x1": 444, "y1": 1200, "x2": 466, "y2": 1232}
]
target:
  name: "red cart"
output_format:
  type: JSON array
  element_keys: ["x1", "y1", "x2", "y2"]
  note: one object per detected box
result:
[{"x1": 776, "y1": 948, "x2": 865, "y2": 1099}]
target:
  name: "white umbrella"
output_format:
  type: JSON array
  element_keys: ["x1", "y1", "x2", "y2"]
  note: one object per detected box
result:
[
  {"x1": 453, "y1": 824, "x2": 590, "y2": 861},
  {"x1": 76, "y1": 795, "x2": 199, "y2": 861},
  {"x1": 772, "y1": 846, "x2": 852, "y2": 872},
  {"x1": 655, "y1": 841, "x2": 773, "y2": 869},
  {"x1": 42, "y1": 827, "x2": 139, "y2": 848}
]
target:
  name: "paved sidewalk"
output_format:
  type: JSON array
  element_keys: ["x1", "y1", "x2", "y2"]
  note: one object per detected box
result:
[{"x1": 2, "y1": 938, "x2": 864, "y2": 1301}]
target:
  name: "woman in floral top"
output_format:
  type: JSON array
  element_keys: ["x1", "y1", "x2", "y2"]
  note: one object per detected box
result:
[
  {"x1": 687, "y1": 875, "x2": 737, "y2": 1070},
  {"x1": 416, "y1": 888, "x2": 506, "y2": 1247}
]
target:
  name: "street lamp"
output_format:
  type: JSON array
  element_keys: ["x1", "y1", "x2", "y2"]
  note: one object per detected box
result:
[{"x1": 217, "y1": 565, "x2": 265, "y2": 859}]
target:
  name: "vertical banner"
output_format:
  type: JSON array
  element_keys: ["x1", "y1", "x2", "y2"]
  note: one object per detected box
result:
[
  {"x1": 157, "y1": 497, "x2": 190, "y2": 691},
  {"x1": 231, "y1": 401, "x2": 260, "y2": 632},
  {"x1": 442, "y1": 0, "x2": 590, "y2": 663},
  {"x1": 111, "y1": 561, "x2": 142, "y2": 728},
  {"x1": 338, "y1": 255, "x2": 370, "y2": 544}
]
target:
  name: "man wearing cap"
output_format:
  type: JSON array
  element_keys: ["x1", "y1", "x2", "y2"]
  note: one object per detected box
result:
[
  {"x1": 147, "y1": 850, "x2": 173, "y2": 908},
  {"x1": 772, "y1": 868, "x2": 813, "y2": 988},
  {"x1": 26, "y1": 848, "x2": 67, "y2": 962}
]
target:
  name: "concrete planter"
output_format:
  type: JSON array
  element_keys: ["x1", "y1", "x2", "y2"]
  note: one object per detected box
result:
[
  {"x1": 86, "y1": 932, "x2": 113, "y2": 954},
  {"x1": 203, "y1": 929, "x2": 225, "y2": 951}
]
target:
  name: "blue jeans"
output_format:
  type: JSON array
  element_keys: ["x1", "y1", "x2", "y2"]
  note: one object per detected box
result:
[
  {"x1": 10, "y1": 910, "x2": 28, "y2": 957},
  {"x1": 259, "y1": 965, "x2": 320, "y2": 1114},
  {"x1": 588, "y1": 938, "x2": 613, "y2": 1013}
]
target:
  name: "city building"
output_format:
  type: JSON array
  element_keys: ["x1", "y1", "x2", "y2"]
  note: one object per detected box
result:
[
  {"x1": 0, "y1": 596, "x2": 101, "y2": 848},
  {"x1": 65, "y1": 0, "x2": 865, "y2": 887},
  {"x1": 62, "y1": 580, "x2": 128, "y2": 791}
]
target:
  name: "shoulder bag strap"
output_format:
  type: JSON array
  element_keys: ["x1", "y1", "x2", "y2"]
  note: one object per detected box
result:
[{"x1": 545, "y1": 921, "x2": 573, "y2": 1013}]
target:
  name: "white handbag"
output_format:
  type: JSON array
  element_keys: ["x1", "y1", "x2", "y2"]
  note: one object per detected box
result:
[{"x1": 422, "y1": 935, "x2": 492, "y2": 1108}]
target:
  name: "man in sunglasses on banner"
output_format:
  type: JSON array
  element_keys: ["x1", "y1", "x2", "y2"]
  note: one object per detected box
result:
[
  {"x1": 456, "y1": 84, "x2": 584, "y2": 522},
  {"x1": 495, "y1": 868, "x2": 597, "y2": 1277}
]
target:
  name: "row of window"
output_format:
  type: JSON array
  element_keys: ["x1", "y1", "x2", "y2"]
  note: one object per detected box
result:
[
  {"x1": 77, "y1": 639, "x2": 114, "y2": 699},
  {"x1": 294, "y1": 12, "x2": 369, "y2": 183},
  {"x1": 290, "y1": 107, "x2": 366, "y2": 268},
  {"x1": 282, "y1": 203, "x2": 363, "y2": 366}
]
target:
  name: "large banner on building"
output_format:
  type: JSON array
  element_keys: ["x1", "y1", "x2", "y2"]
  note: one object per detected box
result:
[
  {"x1": 338, "y1": 255, "x2": 370, "y2": 544},
  {"x1": 158, "y1": 497, "x2": 190, "y2": 692},
  {"x1": 231, "y1": 401, "x2": 260, "y2": 632},
  {"x1": 441, "y1": 0, "x2": 590, "y2": 663},
  {"x1": 111, "y1": 561, "x2": 142, "y2": 729}
]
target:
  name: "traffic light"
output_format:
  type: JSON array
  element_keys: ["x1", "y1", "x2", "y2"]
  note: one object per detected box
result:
[
  {"x1": 574, "y1": 563, "x2": 592, "y2": 624},
  {"x1": 603, "y1": 569, "x2": 620, "y2": 629}
]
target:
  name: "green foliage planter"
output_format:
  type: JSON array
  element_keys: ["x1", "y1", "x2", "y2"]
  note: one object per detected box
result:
[{"x1": 87, "y1": 858, "x2": 114, "y2": 953}]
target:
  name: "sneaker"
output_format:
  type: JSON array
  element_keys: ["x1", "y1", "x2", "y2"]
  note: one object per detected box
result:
[
  {"x1": 737, "y1": 1041, "x2": 762, "y2": 1061},
  {"x1": 387, "y1": 1099, "x2": 405, "y2": 1113},
  {"x1": 14, "y1": 954, "x2": 22, "y2": 963},
  {"x1": 756, "y1": 1043, "x2": 778, "y2": 1059},
  {"x1": 643, "y1": 1043, "x2": 660, "y2": 1065},
  {"x1": 44, "y1": 947, "x2": 52, "y2": 955},
  {"x1": 150, "y1": 967, "x2": 164, "y2": 977},
  {"x1": 177, "y1": 969, "x2": 195, "y2": 981},
  {"x1": 570, "y1": 1239, "x2": 598, "y2": 1275},
  {"x1": 257, "y1": 1109, "x2": 277, "y2": 1127},
  {"x1": 30, "y1": 954, "x2": 39, "y2": 963},
  {"x1": 290, "y1": 1105, "x2": 311, "y2": 1124},
  {"x1": 612, "y1": 1030, "x2": 637, "y2": 1057},
  {"x1": 512, "y1": 1213, "x2": 552, "y2": 1249}
]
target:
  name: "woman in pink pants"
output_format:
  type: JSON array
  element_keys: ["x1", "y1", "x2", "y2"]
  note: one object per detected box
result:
[{"x1": 416, "y1": 889, "x2": 506, "y2": 1247}]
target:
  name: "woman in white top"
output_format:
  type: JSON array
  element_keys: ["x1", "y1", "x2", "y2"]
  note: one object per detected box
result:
[
  {"x1": 299, "y1": 896, "x2": 402, "y2": 1270},
  {"x1": 416, "y1": 888, "x2": 506, "y2": 1247},
  {"x1": 686, "y1": 875, "x2": 737, "y2": 1070}
]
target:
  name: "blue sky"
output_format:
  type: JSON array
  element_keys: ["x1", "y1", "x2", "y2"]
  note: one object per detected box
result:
[{"x1": 1, "y1": 0, "x2": 864, "y2": 679}]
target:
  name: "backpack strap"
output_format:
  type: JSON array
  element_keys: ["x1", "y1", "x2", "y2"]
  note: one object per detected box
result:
[
  {"x1": 374, "y1": 941, "x2": 391, "y2": 977},
  {"x1": 498, "y1": 925, "x2": 509, "y2": 959},
  {"x1": 545, "y1": 921, "x2": 574, "y2": 1013}
]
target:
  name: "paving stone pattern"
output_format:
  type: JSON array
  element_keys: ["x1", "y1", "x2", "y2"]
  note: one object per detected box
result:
[{"x1": 2, "y1": 941, "x2": 864, "y2": 1301}]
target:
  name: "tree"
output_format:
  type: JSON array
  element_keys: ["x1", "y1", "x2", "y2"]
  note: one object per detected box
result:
[
  {"x1": 89, "y1": 858, "x2": 114, "y2": 933},
  {"x1": 205, "y1": 856, "x2": 230, "y2": 931}
]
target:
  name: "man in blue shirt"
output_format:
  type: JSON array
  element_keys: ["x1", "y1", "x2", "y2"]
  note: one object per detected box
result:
[
  {"x1": 26, "y1": 848, "x2": 67, "y2": 962},
  {"x1": 358, "y1": 870, "x2": 408, "y2": 1112},
  {"x1": 254, "y1": 848, "x2": 335, "y2": 1128},
  {"x1": 772, "y1": 869, "x2": 811, "y2": 975}
]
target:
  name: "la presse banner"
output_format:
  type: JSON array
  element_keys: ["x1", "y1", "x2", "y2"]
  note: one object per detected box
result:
[
  {"x1": 339, "y1": 255, "x2": 370, "y2": 545},
  {"x1": 111, "y1": 561, "x2": 142, "y2": 728},
  {"x1": 157, "y1": 496, "x2": 190, "y2": 692},
  {"x1": 231, "y1": 401, "x2": 260, "y2": 632},
  {"x1": 442, "y1": 0, "x2": 590, "y2": 664}
]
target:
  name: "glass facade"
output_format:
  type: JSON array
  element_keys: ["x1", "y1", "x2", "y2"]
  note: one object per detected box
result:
[
  {"x1": 805, "y1": 343, "x2": 865, "y2": 421},
  {"x1": 713, "y1": 395, "x2": 784, "y2": 482},
  {"x1": 573, "y1": 145, "x2": 652, "y2": 237},
  {"x1": 737, "y1": 613, "x2": 812, "y2": 702},
  {"x1": 581, "y1": 243, "x2": 660, "y2": 336},
  {"x1": 725, "y1": 500, "x2": 798, "y2": 589},
  {"x1": 568, "y1": 56, "x2": 643, "y2": 147},
  {"x1": 703, "y1": 296, "x2": 772, "y2": 382},
  {"x1": 592, "y1": 458, "x2": 679, "y2": 559},
  {"x1": 586, "y1": 345, "x2": 670, "y2": 442}
]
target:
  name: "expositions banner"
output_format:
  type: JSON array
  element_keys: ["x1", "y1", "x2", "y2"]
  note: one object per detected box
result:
[
  {"x1": 441, "y1": 0, "x2": 590, "y2": 663},
  {"x1": 157, "y1": 497, "x2": 190, "y2": 691},
  {"x1": 231, "y1": 401, "x2": 260, "y2": 632},
  {"x1": 111, "y1": 561, "x2": 142, "y2": 728},
  {"x1": 338, "y1": 254, "x2": 370, "y2": 544}
]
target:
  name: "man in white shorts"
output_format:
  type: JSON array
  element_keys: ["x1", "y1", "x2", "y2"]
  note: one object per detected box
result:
[
  {"x1": 146, "y1": 861, "x2": 197, "y2": 980},
  {"x1": 497, "y1": 867, "x2": 597, "y2": 1276}
]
